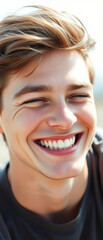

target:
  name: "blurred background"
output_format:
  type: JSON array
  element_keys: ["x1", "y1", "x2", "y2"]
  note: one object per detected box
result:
[{"x1": 0, "y1": 0, "x2": 103, "y2": 165}]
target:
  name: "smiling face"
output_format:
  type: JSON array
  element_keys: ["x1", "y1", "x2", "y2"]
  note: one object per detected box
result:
[{"x1": 0, "y1": 50, "x2": 97, "y2": 179}]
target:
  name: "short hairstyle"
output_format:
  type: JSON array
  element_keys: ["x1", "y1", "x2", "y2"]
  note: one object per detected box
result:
[
  {"x1": 0, "y1": 5, "x2": 96, "y2": 142},
  {"x1": 0, "y1": 5, "x2": 95, "y2": 108}
]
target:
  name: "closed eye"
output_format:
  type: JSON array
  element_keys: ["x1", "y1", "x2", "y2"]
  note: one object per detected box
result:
[
  {"x1": 71, "y1": 94, "x2": 89, "y2": 98},
  {"x1": 22, "y1": 97, "x2": 50, "y2": 107},
  {"x1": 67, "y1": 94, "x2": 90, "y2": 103},
  {"x1": 23, "y1": 98, "x2": 43, "y2": 104}
]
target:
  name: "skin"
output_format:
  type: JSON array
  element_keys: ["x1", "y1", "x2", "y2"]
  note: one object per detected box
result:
[{"x1": 0, "y1": 50, "x2": 97, "y2": 223}]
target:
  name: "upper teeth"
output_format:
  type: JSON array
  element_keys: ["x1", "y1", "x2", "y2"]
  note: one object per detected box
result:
[{"x1": 40, "y1": 136, "x2": 75, "y2": 150}]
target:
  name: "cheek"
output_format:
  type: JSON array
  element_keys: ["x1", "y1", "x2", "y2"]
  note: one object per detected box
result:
[
  {"x1": 13, "y1": 108, "x2": 42, "y2": 135},
  {"x1": 77, "y1": 102, "x2": 97, "y2": 128}
]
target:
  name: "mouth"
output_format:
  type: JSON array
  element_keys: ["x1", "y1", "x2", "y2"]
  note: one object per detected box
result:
[{"x1": 34, "y1": 133, "x2": 83, "y2": 155}]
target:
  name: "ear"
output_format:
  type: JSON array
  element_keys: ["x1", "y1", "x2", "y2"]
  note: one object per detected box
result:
[
  {"x1": 0, "y1": 116, "x2": 4, "y2": 133},
  {"x1": 0, "y1": 125, "x2": 4, "y2": 133}
]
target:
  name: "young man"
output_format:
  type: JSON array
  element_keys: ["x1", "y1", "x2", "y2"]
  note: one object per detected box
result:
[{"x1": 0, "y1": 5, "x2": 103, "y2": 240}]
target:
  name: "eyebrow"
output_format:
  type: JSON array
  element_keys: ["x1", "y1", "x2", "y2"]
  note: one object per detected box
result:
[
  {"x1": 13, "y1": 83, "x2": 92, "y2": 100},
  {"x1": 13, "y1": 85, "x2": 53, "y2": 100},
  {"x1": 66, "y1": 83, "x2": 92, "y2": 91}
]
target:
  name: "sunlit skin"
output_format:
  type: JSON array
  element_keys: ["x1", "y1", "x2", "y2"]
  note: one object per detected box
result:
[{"x1": 0, "y1": 50, "x2": 97, "y2": 222}]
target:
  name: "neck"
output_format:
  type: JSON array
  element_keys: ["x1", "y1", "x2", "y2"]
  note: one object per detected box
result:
[{"x1": 7, "y1": 160, "x2": 88, "y2": 223}]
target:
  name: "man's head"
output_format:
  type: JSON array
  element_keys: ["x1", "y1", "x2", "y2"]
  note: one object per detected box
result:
[
  {"x1": 0, "y1": 5, "x2": 97, "y2": 179},
  {"x1": 0, "y1": 5, "x2": 95, "y2": 111}
]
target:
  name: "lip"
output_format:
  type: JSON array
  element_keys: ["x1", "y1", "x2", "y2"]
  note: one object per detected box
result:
[
  {"x1": 35, "y1": 133, "x2": 77, "y2": 141},
  {"x1": 33, "y1": 132, "x2": 83, "y2": 156}
]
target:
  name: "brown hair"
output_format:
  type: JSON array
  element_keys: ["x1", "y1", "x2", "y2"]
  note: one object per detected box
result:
[
  {"x1": 0, "y1": 5, "x2": 95, "y2": 104},
  {"x1": 0, "y1": 5, "x2": 96, "y2": 142}
]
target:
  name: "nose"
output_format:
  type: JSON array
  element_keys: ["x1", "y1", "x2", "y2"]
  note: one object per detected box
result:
[{"x1": 47, "y1": 102, "x2": 77, "y2": 130}]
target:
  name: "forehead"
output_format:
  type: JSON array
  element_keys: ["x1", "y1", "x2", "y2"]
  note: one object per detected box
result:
[{"x1": 4, "y1": 50, "x2": 91, "y2": 95}]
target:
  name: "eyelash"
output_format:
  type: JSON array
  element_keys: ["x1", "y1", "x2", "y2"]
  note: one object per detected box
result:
[
  {"x1": 71, "y1": 94, "x2": 88, "y2": 98},
  {"x1": 67, "y1": 94, "x2": 89, "y2": 102},
  {"x1": 22, "y1": 97, "x2": 49, "y2": 105}
]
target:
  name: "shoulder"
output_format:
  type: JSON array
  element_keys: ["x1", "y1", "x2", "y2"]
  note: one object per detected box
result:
[
  {"x1": 0, "y1": 163, "x2": 9, "y2": 205},
  {"x1": 0, "y1": 215, "x2": 11, "y2": 240},
  {"x1": 89, "y1": 127, "x2": 103, "y2": 161},
  {"x1": 0, "y1": 163, "x2": 7, "y2": 183},
  {"x1": 89, "y1": 127, "x2": 103, "y2": 191},
  {"x1": 94, "y1": 127, "x2": 103, "y2": 144},
  {"x1": 92, "y1": 127, "x2": 103, "y2": 158},
  {"x1": 90, "y1": 127, "x2": 103, "y2": 156},
  {"x1": 0, "y1": 164, "x2": 11, "y2": 239}
]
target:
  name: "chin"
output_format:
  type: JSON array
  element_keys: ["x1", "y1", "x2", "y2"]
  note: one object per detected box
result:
[{"x1": 41, "y1": 162, "x2": 84, "y2": 180}]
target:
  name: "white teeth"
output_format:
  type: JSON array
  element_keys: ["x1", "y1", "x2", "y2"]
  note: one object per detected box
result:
[
  {"x1": 44, "y1": 140, "x2": 49, "y2": 148},
  {"x1": 39, "y1": 136, "x2": 76, "y2": 150},
  {"x1": 40, "y1": 140, "x2": 45, "y2": 146},
  {"x1": 48, "y1": 140, "x2": 53, "y2": 149},
  {"x1": 64, "y1": 139, "x2": 70, "y2": 149},
  {"x1": 52, "y1": 141, "x2": 58, "y2": 149},
  {"x1": 70, "y1": 138, "x2": 73, "y2": 145},
  {"x1": 72, "y1": 136, "x2": 75, "y2": 145},
  {"x1": 58, "y1": 140, "x2": 65, "y2": 149}
]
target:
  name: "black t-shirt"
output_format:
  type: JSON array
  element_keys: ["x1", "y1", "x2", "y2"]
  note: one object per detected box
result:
[{"x1": 0, "y1": 129, "x2": 103, "y2": 240}]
